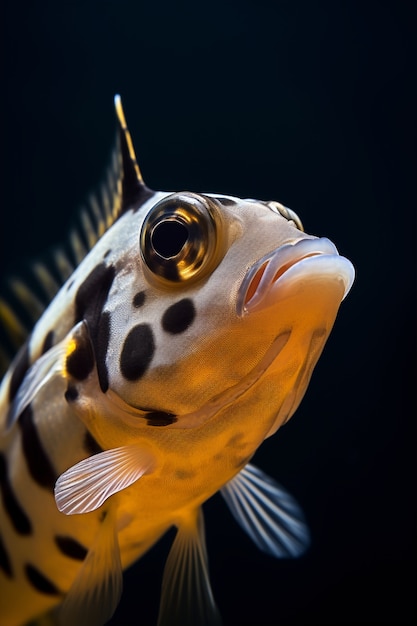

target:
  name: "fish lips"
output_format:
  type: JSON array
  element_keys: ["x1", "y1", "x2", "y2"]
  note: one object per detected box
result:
[{"x1": 237, "y1": 237, "x2": 355, "y2": 317}]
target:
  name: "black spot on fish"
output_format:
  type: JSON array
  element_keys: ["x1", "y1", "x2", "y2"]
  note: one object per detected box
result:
[
  {"x1": 65, "y1": 385, "x2": 79, "y2": 403},
  {"x1": 66, "y1": 336, "x2": 94, "y2": 381},
  {"x1": 8, "y1": 341, "x2": 30, "y2": 402},
  {"x1": 0, "y1": 533, "x2": 13, "y2": 578},
  {"x1": 145, "y1": 411, "x2": 177, "y2": 427},
  {"x1": 41, "y1": 330, "x2": 55, "y2": 355},
  {"x1": 120, "y1": 324, "x2": 155, "y2": 381},
  {"x1": 133, "y1": 291, "x2": 146, "y2": 308},
  {"x1": 0, "y1": 453, "x2": 32, "y2": 535},
  {"x1": 84, "y1": 430, "x2": 103, "y2": 455},
  {"x1": 103, "y1": 249, "x2": 112, "y2": 259},
  {"x1": 25, "y1": 564, "x2": 61, "y2": 596},
  {"x1": 18, "y1": 405, "x2": 57, "y2": 491},
  {"x1": 74, "y1": 263, "x2": 115, "y2": 390},
  {"x1": 95, "y1": 311, "x2": 111, "y2": 392},
  {"x1": 161, "y1": 298, "x2": 196, "y2": 334},
  {"x1": 55, "y1": 536, "x2": 88, "y2": 561},
  {"x1": 66, "y1": 279, "x2": 75, "y2": 292}
]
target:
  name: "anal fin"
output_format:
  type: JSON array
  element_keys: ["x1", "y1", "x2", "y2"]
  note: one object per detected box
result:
[
  {"x1": 157, "y1": 508, "x2": 222, "y2": 626},
  {"x1": 58, "y1": 506, "x2": 122, "y2": 626}
]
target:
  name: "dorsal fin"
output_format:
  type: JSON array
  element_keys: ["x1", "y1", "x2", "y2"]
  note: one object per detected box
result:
[
  {"x1": 0, "y1": 96, "x2": 155, "y2": 377},
  {"x1": 114, "y1": 94, "x2": 154, "y2": 214}
]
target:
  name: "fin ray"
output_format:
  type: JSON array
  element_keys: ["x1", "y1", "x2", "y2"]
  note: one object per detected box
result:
[
  {"x1": 6, "y1": 339, "x2": 68, "y2": 430},
  {"x1": 157, "y1": 508, "x2": 221, "y2": 626},
  {"x1": 55, "y1": 445, "x2": 155, "y2": 515},
  {"x1": 221, "y1": 463, "x2": 310, "y2": 558}
]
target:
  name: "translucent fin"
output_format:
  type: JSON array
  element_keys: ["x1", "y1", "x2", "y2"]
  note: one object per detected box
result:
[
  {"x1": 8, "y1": 277, "x2": 46, "y2": 321},
  {"x1": 55, "y1": 445, "x2": 156, "y2": 515},
  {"x1": 52, "y1": 247, "x2": 74, "y2": 283},
  {"x1": 69, "y1": 228, "x2": 88, "y2": 266},
  {"x1": 0, "y1": 296, "x2": 28, "y2": 364},
  {"x1": 157, "y1": 508, "x2": 222, "y2": 626},
  {"x1": 220, "y1": 463, "x2": 310, "y2": 558},
  {"x1": 6, "y1": 339, "x2": 68, "y2": 430},
  {"x1": 58, "y1": 506, "x2": 122, "y2": 626},
  {"x1": 32, "y1": 262, "x2": 60, "y2": 300},
  {"x1": 80, "y1": 208, "x2": 98, "y2": 250}
]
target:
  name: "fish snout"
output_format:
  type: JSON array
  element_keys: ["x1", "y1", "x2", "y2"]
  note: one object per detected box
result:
[{"x1": 237, "y1": 237, "x2": 355, "y2": 316}]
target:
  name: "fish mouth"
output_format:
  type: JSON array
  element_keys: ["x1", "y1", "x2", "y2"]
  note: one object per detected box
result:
[{"x1": 237, "y1": 237, "x2": 355, "y2": 317}]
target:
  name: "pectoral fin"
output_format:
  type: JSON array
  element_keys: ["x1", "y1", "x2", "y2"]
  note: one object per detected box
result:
[
  {"x1": 221, "y1": 463, "x2": 310, "y2": 558},
  {"x1": 58, "y1": 506, "x2": 122, "y2": 626},
  {"x1": 6, "y1": 341, "x2": 68, "y2": 430},
  {"x1": 157, "y1": 508, "x2": 221, "y2": 626},
  {"x1": 54, "y1": 445, "x2": 156, "y2": 514},
  {"x1": 6, "y1": 321, "x2": 89, "y2": 430}
]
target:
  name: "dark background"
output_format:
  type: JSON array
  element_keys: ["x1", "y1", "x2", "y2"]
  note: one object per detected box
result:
[{"x1": 1, "y1": 1, "x2": 415, "y2": 624}]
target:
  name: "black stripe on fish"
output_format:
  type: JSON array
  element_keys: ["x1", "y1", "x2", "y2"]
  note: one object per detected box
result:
[
  {"x1": 75, "y1": 263, "x2": 115, "y2": 326},
  {"x1": 18, "y1": 405, "x2": 57, "y2": 491},
  {"x1": 84, "y1": 430, "x2": 103, "y2": 455},
  {"x1": 0, "y1": 532, "x2": 13, "y2": 578},
  {"x1": 95, "y1": 311, "x2": 111, "y2": 392},
  {"x1": 41, "y1": 330, "x2": 55, "y2": 355},
  {"x1": 55, "y1": 536, "x2": 88, "y2": 561},
  {"x1": 25, "y1": 563, "x2": 61, "y2": 596},
  {"x1": 74, "y1": 263, "x2": 115, "y2": 392},
  {"x1": 8, "y1": 341, "x2": 30, "y2": 402},
  {"x1": 0, "y1": 453, "x2": 32, "y2": 535}
]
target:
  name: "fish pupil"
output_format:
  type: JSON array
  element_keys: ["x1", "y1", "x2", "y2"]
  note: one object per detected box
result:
[{"x1": 151, "y1": 219, "x2": 188, "y2": 259}]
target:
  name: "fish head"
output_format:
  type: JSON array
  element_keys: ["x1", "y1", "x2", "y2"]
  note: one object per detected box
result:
[{"x1": 84, "y1": 189, "x2": 354, "y2": 444}]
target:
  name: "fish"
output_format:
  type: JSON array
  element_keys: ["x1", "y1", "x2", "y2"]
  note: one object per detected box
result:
[{"x1": 0, "y1": 95, "x2": 355, "y2": 626}]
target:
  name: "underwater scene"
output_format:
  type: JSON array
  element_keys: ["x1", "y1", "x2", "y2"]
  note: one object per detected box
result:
[{"x1": 0, "y1": 2, "x2": 414, "y2": 625}]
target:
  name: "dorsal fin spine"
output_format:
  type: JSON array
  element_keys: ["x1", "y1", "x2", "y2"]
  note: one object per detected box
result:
[
  {"x1": 52, "y1": 248, "x2": 74, "y2": 283},
  {"x1": 32, "y1": 262, "x2": 60, "y2": 300},
  {"x1": 114, "y1": 94, "x2": 144, "y2": 184}
]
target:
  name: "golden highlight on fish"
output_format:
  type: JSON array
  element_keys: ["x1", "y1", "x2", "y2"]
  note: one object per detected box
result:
[{"x1": 0, "y1": 96, "x2": 355, "y2": 626}]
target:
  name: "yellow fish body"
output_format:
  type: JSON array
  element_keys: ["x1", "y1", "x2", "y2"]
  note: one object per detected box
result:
[{"x1": 0, "y1": 96, "x2": 354, "y2": 625}]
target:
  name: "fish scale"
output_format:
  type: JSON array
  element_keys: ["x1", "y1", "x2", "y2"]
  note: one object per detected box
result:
[{"x1": 0, "y1": 95, "x2": 354, "y2": 626}]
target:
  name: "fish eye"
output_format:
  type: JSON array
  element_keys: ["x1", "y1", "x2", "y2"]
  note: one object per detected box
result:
[
  {"x1": 140, "y1": 192, "x2": 223, "y2": 285},
  {"x1": 267, "y1": 201, "x2": 304, "y2": 232}
]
